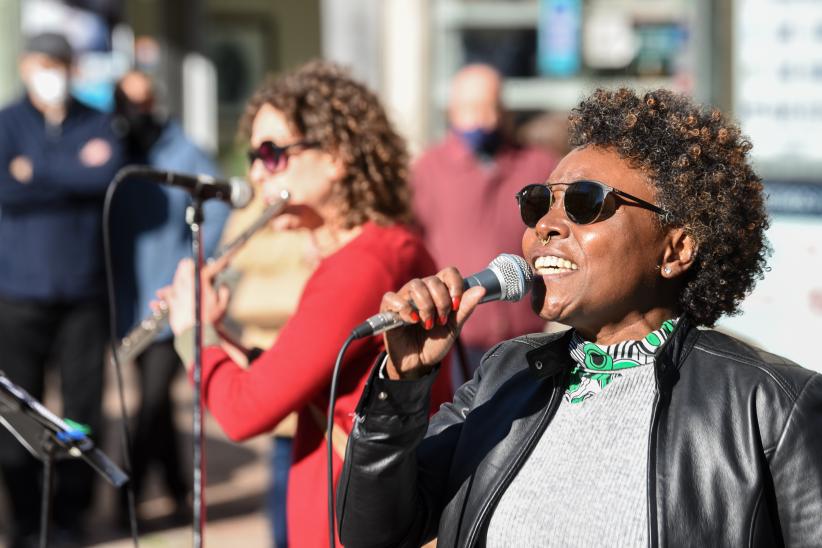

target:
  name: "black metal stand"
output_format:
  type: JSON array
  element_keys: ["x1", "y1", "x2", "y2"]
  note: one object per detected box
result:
[
  {"x1": 38, "y1": 436, "x2": 57, "y2": 548},
  {"x1": 185, "y1": 198, "x2": 206, "y2": 548},
  {"x1": 0, "y1": 371, "x2": 128, "y2": 548}
]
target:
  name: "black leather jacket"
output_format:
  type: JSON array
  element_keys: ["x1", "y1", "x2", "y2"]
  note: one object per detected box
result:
[{"x1": 337, "y1": 319, "x2": 822, "y2": 547}]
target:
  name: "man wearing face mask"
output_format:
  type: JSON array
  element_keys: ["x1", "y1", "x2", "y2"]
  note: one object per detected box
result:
[
  {"x1": 0, "y1": 32, "x2": 124, "y2": 547},
  {"x1": 109, "y1": 69, "x2": 229, "y2": 525},
  {"x1": 411, "y1": 64, "x2": 559, "y2": 380}
]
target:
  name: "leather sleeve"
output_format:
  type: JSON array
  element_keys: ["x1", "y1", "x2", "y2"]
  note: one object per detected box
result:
[
  {"x1": 336, "y1": 352, "x2": 483, "y2": 547},
  {"x1": 768, "y1": 372, "x2": 822, "y2": 544}
]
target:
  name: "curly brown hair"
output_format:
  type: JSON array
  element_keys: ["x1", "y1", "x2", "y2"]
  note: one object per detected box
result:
[
  {"x1": 239, "y1": 60, "x2": 412, "y2": 227},
  {"x1": 568, "y1": 88, "x2": 770, "y2": 326}
]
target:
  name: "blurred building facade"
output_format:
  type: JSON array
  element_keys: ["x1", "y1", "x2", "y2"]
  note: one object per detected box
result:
[
  {"x1": 0, "y1": 0, "x2": 739, "y2": 158},
  {"x1": 0, "y1": 0, "x2": 819, "y2": 386}
]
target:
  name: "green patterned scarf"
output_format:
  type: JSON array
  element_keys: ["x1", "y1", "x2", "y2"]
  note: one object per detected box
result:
[{"x1": 565, "y1": 319, "x2": 677, "y2": 404}]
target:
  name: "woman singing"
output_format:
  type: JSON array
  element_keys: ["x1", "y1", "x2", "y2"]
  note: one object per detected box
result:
[
  {"x1": 337, "y1": 88, "x2": 822, "y2": 546},
  {"x1": 161, "y1": 61, "x2": 448, "y2": 547}
]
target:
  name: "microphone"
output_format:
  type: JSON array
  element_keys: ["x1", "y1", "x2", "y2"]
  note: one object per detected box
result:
[
  {"x1": 351, "y1": 253, "x2": 533, "y2": 339},
  {"x1": 130, "y1": 166, "x2": 254, "y2": 208}
]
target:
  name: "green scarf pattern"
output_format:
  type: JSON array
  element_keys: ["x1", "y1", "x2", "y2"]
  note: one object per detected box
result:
[{"x1": 565, "y1": 319, "x2": 677, "y2": 404}]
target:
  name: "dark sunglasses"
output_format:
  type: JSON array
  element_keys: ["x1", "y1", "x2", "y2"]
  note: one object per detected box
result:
[
  {"x1": 515, "y1": 180, "x2": 669, "y2": 227},
  {"x1": 247, "y1": 140, "x2": 319, "y2": 172}
]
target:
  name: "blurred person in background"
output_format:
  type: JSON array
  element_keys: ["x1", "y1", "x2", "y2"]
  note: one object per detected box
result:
[
  {"x1": 0, "y1": 32, "x2": 124, "y2": 547},
  {"x1": 110, "y1": 69, "x2": 230, "y2": 524},
  {"x1": 219, "y1": 197, "x2": 312, "y2": 547},
  {"x1": 158, "y1": 60, "x2": 452, "y2": 547},
  {"x1": 411, "y1": 63, "x2": 559, "y2": 382},
  {"x1": 337, "y1": 88, "x2": 822, "y2": 546},
  {"x1": 517, "y1": 110, "x2": 573, "y2": 159}
]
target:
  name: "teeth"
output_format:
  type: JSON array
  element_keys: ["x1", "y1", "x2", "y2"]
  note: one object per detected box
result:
[{"x1": 534, "y1": 255, "x2": 578, "y2": 272}]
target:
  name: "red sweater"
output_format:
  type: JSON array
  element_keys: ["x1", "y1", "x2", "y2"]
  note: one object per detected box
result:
[{"x1": 198, "y1": 222, "x2": 449, "y2": 547}]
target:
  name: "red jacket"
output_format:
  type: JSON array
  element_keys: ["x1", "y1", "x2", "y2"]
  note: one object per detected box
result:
[{"x1": 198, "y1": 222, "x2": 450, "y2": 546}]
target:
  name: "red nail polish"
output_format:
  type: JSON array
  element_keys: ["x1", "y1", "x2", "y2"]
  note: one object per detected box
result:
[
  {"x1": 439, "y1": 315, "x2": 448, "y2": 326},
  {"x1": 410, "y1": 311, "x2": 420, "y2": 323},
  {"x1": 452, "y1": 296, "x2": 461, "y2": 311},
  {"x1": 424, "y1": 317, "x2": 434, "y2": 330}
]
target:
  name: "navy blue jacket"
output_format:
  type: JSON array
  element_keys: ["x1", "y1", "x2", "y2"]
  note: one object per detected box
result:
[
  {"x1": 0, "y1": 96, "x2": 124, "y2": 302},
  {"x1": 110, "y1": 120, "x2": 229, "y2": 338}
]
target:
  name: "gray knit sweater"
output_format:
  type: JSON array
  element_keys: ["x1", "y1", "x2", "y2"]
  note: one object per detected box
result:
[{"x1": 485, "y1": 321, "x2": 676, "y2": 547}]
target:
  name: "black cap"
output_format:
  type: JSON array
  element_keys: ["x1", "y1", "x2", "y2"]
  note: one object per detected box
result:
[{"x1": 24, "y1": 32, "x2": 73, "y2": 65}]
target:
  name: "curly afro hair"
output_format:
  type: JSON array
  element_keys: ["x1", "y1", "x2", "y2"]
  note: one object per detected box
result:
[
  {"x1": 239, "y1": 60, "x2": 412, "y2": 228},
  {"x1": 568, "y1": 88, "x2": 770, "y2": 326}
]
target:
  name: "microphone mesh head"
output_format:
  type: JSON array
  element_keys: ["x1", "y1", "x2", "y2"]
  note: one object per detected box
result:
[
  {"x1": 230, "y1": 177, "x2": 254, "y2": 208},
  {"x1": 490, "y1": 254, "x2": 533, "y2": 301}
]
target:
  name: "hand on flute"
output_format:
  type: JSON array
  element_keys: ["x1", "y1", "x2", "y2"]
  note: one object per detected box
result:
[{"x1": 153, "y1": 255, "x2": 232, "y2": 336}]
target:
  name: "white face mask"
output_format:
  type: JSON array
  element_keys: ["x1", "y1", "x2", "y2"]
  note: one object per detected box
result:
[{"x1": 28, "y1": 68, "x2": 68, "y2": 107}]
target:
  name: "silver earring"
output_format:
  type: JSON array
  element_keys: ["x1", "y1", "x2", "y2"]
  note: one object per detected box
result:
[{"x1": 663, "y1": 266, "x2": 671, "y2": 274}]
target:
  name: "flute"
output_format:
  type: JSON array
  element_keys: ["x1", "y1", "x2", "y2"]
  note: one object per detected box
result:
[{"x1": 113, "y1": 189, "x2": 290, "y2": 365}]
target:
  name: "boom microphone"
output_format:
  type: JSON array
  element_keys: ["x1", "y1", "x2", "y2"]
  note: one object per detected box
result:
[
  {"x1": 351, "y1": 253, "x2": 533, "y2": 339},
  {"x1": 129, "y1": 166, "x2": 254, "y2": 208}
]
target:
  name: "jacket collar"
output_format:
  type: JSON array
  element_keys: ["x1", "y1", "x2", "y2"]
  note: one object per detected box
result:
[
  {"x1": 525, "y1": 319, "x2": 700, "y2": 387},
  {"x1": 653, "y1": 316, "x2": 700, "y2": 391},
  {"x1": 22, "y1": 94, "x2": 85, "y2": 123},
  {"x1": 526, "y1": 329, "x2": 575, "y2": 380}
]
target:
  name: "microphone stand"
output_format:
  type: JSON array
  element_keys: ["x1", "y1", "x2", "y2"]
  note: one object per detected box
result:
[{"x1": 186, "y1": 198, "x2": 206, "y2": 548}]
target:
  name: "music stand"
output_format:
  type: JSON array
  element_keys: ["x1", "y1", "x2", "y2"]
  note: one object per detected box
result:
[{"x1": 0, "y1": 371, "x2": 128, "y2": 548}]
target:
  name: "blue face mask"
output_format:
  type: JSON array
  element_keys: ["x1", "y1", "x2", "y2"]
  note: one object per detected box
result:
[{"x1": 455, "y1": 127, "x2": 502, "y2": 157}]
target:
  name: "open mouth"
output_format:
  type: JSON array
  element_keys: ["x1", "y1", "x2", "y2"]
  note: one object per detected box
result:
[{"x1": 533, "y1": 255, "x2": 578, "y2": 275}]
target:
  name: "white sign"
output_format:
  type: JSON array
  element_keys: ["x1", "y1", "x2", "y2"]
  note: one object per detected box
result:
[{"x1": 734, "y1": 0, "x2": 822, "y2": 175}]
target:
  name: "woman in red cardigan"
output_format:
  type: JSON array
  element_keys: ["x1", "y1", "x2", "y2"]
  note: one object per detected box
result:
[{"x1": 159, "y1": 61, "x2": 450, "y2": 547}]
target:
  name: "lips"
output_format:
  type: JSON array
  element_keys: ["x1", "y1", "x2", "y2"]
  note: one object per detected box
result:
[{"x1": 533, "y1": 254, "x2": 578, "y2": 275}]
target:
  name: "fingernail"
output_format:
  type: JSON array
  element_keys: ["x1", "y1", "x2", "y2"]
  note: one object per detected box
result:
[
  {"x1": 424, "y1": 318, "x2": 434, "y2": 330},
  {"x1": 439, "y1": 314, "x2": 448, "y2": 326},
  {"x1": 410, "y1": 311, "x2": 420, "y2": 323},
  {"x1": 452, "y1": 296, "x2": 461, "y2": 311}
]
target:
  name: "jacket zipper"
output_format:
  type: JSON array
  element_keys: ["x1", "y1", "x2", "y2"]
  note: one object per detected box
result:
[
  {"x1": 464, "y1": 375, "x2": 565, "y2": 547},
  {"x1": 646, "y1": 380, "x2": 662, "y2": 547}
]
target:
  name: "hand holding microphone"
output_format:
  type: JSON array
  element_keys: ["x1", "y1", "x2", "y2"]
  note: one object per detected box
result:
[{"x1": 374, "y1": 254, "x2": 532, "y2": 380}]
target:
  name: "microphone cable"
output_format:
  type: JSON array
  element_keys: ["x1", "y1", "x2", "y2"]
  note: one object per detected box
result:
[
  {"x1": 102, "y1": 166, "x2": 151, "y2": 548},
  {"x1": 326, "y1": 332, "x2": 356, "y2": 548}
]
